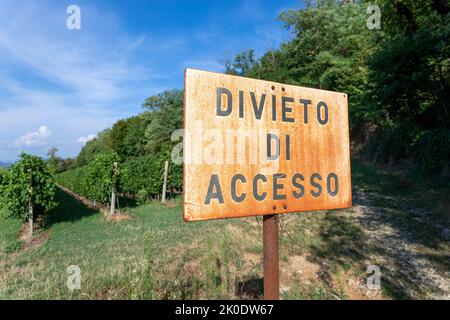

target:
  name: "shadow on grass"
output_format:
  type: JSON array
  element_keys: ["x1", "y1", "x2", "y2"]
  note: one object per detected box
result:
[
  {"x1": 309, "y1": 214, "x2": 366, "y2": 270},
  {"x1": 116, "y1": 193, "x2": 181, "y2": 210},
  {"x1": 308, "y1": 162, "x2": 450, "y2": 299},
  {"x1": 117, "y1": 195, "x2": 139, "y2": 209},
  {"x1": 235, "y1": 276, "x2": 263, "y2": 299},
  {"x1": 45, "y1": 188, "x2": 99, "y2": 227},
  {"x1": 307, "y1": 208, "x2": 414, "y2": 299},
  {"x1": 352, "y1": 161, "x2": 449, "y2": 248},
  {"x1": 353, "y1": 162, "x2": 450, "y2": 269}
]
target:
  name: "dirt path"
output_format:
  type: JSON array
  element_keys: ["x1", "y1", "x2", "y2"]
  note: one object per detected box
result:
[{"x1": 352, "y1": 190, "x2": 450, "y2": 299}]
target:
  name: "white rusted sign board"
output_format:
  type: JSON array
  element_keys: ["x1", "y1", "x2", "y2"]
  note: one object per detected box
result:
[{"x1": 183, "y1": 68, "x2": 351, "y2": 221}]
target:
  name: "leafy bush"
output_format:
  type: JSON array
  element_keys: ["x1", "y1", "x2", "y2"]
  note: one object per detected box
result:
[
  {"x1": 363, "y1": 123, "x2": 450, "y2": 175},
  {"x1": 1, "y1": 153, "x2": 56, "y2": 221},
  {"x1": 86, "y1": 152, "x2": 120, "y2": 203},
  {"x1": 57, "y1": 150, "x2": 182, "y2": 202},
  {"x1": 136, "y1": 189, "x2": 150, "y2": 205},
  {"x1": 56, "y1": 151, "x2": 120, "y2": 204},
  {"x1": 119, "y1": 151, "x2": 182, "y2": 199},
  {"x1": 0, "y1": 168, "x2": 7, "y2": 205},
  {"x1": 411, "y1": 128, "x2": 450, "y2": 174},
  {"x1": 225, "y1": 1, "x2": 450, "y2": 174},
  {"x1": 120, "y1": 155, "x2": 163, "y2": 197}
]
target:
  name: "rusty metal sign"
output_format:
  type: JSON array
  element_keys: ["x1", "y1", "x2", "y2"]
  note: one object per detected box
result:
[{"x1": 183, "y1": 68, "x2": 351, "y2": 221}]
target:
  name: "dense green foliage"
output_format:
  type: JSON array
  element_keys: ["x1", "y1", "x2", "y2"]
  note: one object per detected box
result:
[
  {"x1": 108, "y1": 114, "x2": 151, "y2": 161},
  {"x1": 225, "y1": 0, "x2": 449, "y2": 174},
  {"x1": 57, "y1": 149, "x2": 182, "y2": 203},
  {"x1": 225, "y1": 3, "x2": 373, "y2": 106},
  {"x1": 56, "y1": 152, "x2": 120, "y2": 204},
  {"x1": 0, "y1": 167, "x2": 7, "y2": 185},
  {"x1": 76, "y1": 129, "x2": 111, "y2": 167},
  {"x1": 0, "y1": 168, "x2": 8, "y2": 208},
  {"x1": 142, "y1": 90, "x2": 184, "y2": 154},
  {"x1": 121, "y1": 151, "x2": 182, "y2": 200},
  {"x1": 362, "y1": 1, "x2": 450, "y2": 173},
  {"x1": 0, "y1": 153, "x2": 56, "y2": 221},
  {"x1": 70, "y1": 89, "x2": 183, "y2": 167},
  {"x1": 58, "y1": 89, "x2": 184, "y2": 201},
  {"x1": 54, "y1": 167, "x2": 86, "y2": 197}
]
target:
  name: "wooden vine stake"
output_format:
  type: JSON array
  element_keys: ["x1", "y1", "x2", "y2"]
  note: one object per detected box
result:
[
  {"x1": 110, "y1": 162, "x2": 118, "y2": 215},
  {"x1": 162, "y1": 160, "x2": 169, "y2": 203},
  {"x1": 28, "y1": 169, "x2": 33, "y2": 243}
]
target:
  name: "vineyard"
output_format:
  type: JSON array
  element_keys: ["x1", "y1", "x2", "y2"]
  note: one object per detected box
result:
[
  {"x1": 1, "y1": 160, "x2": 449, "y2": 299},
  {"x1": 0, "y1": 90, "x2": 185, "y2": 243},
  {"x1": 0, "y1": 150, "x2": 181, "y2": 217},
  {"x1": 0, "y1": 148, "x2": 182, "y2": 249},
  {"x1": 0, "y1": 153, "x2": 56, "y2": 241},
  {"x1": 55, "y1": 152, "x2": 182, "y2": 205}
]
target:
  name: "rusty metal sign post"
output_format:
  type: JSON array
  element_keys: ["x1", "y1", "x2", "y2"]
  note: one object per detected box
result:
[
  {"x1": 183, "y1": 68, "x2": 352, "y2": 300},
  {"x1": 263, "y1": 214, "x2": 279, "y2": 299}
]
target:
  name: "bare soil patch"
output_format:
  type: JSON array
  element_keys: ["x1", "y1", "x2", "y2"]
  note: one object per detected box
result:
[
  {"x1": 105, "y1": 213, "x2": 132, "y2": 222},
  {"x1": 18, "y1": 224, "x2": 49, "y2": 250}
]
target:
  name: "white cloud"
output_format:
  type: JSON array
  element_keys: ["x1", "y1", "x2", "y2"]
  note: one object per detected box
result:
[
  {"x1": 14, "y1": 125, "x2": 51, "y2": 147},
  {"x1": 0, "y1": 1, "x2": 290, "y2": 162},
  {"x1": 77, "y1": 134, "x2": 96, "y2": 145},
  {"x1": 0, "y1": 2, "x2": 170, "y2": 161}
]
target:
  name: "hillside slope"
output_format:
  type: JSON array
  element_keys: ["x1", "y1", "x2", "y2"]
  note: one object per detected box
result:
[{"x1": 0, "y1": 162, "x2": 448, "y2": 299}]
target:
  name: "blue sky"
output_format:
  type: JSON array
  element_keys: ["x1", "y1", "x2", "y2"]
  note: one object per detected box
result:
[{"x1": 0, "y1": 0, "x2": 303, "y2": 162}]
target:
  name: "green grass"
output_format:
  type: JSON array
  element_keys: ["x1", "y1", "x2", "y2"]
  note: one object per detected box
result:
[
  {"x1": 0, "y1": 208, "x2": 22, "y2": 257},
  {"x1": 0, "y1": 189, "x2": 254, "y2": 299},
  {"x1": 352, "y1": 161, "x2": 450, "y2": 220},
  {"x1": 352, "y1": 162, "x2": 449, "y2": 262},
  {"x1": 0, "y1": 161, "x2": 448, "y2": 299}
]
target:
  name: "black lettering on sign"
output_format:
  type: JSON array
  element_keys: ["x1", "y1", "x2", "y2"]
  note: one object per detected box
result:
[
  {"x1": 327, "y1": 173, "x2": 339, "y2": 196},
  {"x1": 273, "y1": 173, "x2": 287, "y2": 200},
  {"x1": 250, "y1": 92, "x2": 266, "y2": 120},
  {"x1": 317, "y1": 101, "x2": 329, "y2": 125},
  {"x1": 205, "y1": 174, "x2": 224, "y2": 204},
  {"x1": 282, "y1": 96, "x2": 295, "y2": 123},
  {"x1": 253, "y1": 174, "x2": 267, "y2": 201},
  {"x1": 271, "y1": 95, "x2": 277, "y2": 121},
  {"x1": 300, "y1": 99, "x2": 311, "y2": 124},
  {"x1": 214, "y1": 87, "x2": 332, "y2": 126},
  {"x1": 238, "y1": 90, "x2": 244, "y2": 118},
  {"x1": 286, "y1": 134, "x2": 291, "y2": 160},
  {"x1": 267, "y1": 133, "x2": 280, "y2": 160},
  {"x1": 310, "y1": 173, "x2": 322, "y2": 197},
  {"x1": 216, "y1": 87, "x2": 232, "y2": 117},
  {"x1": 292, "y1": 173, "x2": 305, "y2": 199},
  {"x1": 231, "y1": 174, "x2": 246, "y2": 203}
]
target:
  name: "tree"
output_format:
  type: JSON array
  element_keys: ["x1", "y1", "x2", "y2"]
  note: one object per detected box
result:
[
  {"x1": 59, "y1": 157, "x2": 76, "y2": 172},
  {"x1": 224, "y1": 49, "x2": 259, "y2": 76},
  {"x1": 224, "y1": 0, "x2": 449, "y2": 173},
  {"x1": 76, "y1": 129, "x2": 111, "y2": 167},
  {"x1": 47, "y1": 147, "x2": 60, "y2": 175},
  {"x1": 229, "y1": 2, "x2": 373, "y2": 107},
  {"x1": 2, "y1": 153, "x2": 56, "y2": 240},
  {"x1": 142, "y1": 90, "x2": 183, "y2": 154},
  {"x1": 108, "y1": 113, "x2": 151, "y2": 161},
  {"x1": 363, "y1": 0, "x2": 450, "y2": 172}
]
